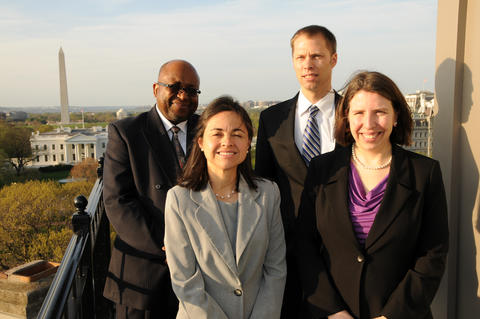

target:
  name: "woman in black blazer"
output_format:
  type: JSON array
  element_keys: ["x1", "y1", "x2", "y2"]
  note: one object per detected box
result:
[{"x1": 296, "y1": 71, "x2": 448, "y2": 319}]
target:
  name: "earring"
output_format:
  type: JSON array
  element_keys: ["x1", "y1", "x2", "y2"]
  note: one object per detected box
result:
[
  {"x1": 200, "y1": 148, "x2": 204, "y2": 152},
  {"x1": 394, "y1": 121, "x2": 397, "y2": 127}
]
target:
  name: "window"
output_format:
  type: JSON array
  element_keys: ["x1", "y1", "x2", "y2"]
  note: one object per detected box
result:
[
  {"x1": 90, "y1": 144, "x2": 94, "y2": 148},
  {"x1": 102, "y1": 143, "x2": 105, "y2": 148},
  {"x1": 60, "y1": 144, "x2": 64, "y2": 150},
  {"x1": 81, "y1": 144, "x2": 85, "y2": 149},
  {"x1": 53, "y1": 155, "x2": 56, "y2": 161},
  {"x1": 36, "y1": 156, "x2": 39, "y2": 162},
  {"x1": 52, "y1": 144, "x2": 55, "y2": 150},
  {"x1": 73, "y1": 154, "x2": 76, "y2": 161},
  {"x1": 61, "y1": 154, "x2": 64, "y2": 161},
  {"x1": 72, "y1": 144, "x2": 75, "y2": 149},
  {"x1": 44, "y1": 155, "x2": 48, "y2": 161},
  {"x1": 43, "y1": 145, "x2": 47, "y2": 150},
  {"x1": 91, "y1": 153, "x2": 94, "y2": 158},
  {"x1": 35, "y1": 145, "x2": 39, "y2": 150}
]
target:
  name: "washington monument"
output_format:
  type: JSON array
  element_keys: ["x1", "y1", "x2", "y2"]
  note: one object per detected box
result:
[{"x1": 58, "y1": 47, "x2": 70, "y2": 124}]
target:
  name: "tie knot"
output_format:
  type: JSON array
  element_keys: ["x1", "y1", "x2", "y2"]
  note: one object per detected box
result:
[
  {"x1": 171, "y1": 126, "x2": 180, "y2": 134},
  {"x1": 309, "y1": 105, "x2": 319, "y2": 117}
]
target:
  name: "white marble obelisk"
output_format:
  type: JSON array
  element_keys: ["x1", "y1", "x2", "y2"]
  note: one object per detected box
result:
[{"x1": 58, "y1": 47, "x2": 70, "y2": 124}]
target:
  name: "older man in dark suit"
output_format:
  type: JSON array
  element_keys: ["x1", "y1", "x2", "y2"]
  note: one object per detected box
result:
[
  {"x1": 255, "y1": 25, "x2": 340, "y2": 318},
  {"x1": 103, "y1": 60, "x2": 201, "y2": 319}
]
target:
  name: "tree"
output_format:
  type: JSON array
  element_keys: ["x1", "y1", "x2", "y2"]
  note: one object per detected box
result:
[
  {"x1": 0, "y1": 123, "x2": 35, "y2": 175},
  {"x1": 70, "y1": 158, "x2": 99, "y2": 182},
  {"x1": 0, "y1": 180, "x2": 94, "y2": 270}
]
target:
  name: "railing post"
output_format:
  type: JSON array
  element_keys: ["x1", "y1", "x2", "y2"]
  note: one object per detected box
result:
[
  {"x1": 72, "y1": 195, "x2": 90, "y2": 235},
  {"x1": 71, "y1": 195, "x2": 95, "y2": 318}
]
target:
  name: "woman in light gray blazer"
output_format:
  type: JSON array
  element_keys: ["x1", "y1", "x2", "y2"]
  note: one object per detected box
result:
[{"x1": 164, "y1": 96, "x2": 287, "y2": 319}]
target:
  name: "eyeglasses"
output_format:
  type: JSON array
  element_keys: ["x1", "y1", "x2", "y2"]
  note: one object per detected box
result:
[{"x1": 156, "y1": 82, "x2": 201, "y2": 97}]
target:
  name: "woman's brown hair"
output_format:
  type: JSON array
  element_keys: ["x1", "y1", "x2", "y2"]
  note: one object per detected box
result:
[{"x1": 335, "y1": 71, "x2": 413, "y2": 146}]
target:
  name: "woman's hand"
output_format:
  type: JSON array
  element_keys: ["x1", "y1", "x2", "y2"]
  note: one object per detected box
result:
[
  {"x1": 373, "y1": 316, "x2": 387, "y2": 319},
  {"x1": 328, "y1": 310, "x2": 354, "y2": 319}
]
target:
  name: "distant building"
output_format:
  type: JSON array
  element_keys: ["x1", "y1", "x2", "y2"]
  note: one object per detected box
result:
[
  {"x1": 116, "y1": 108, "x2": 129, "y2": 120},
  {"x1": 404, "y1": 91, "x2": 435, "y2": 157},
  {"x1": 29, "y1": 126, "x2": 108, "y2": 167},
  {"x1": 6, "y1": 111, "x2": 28, "y2": 121},
  {"x1": 241, "y1": 100, "x2": 255, "y2": 109},
  {"x1": 251, "y1": 100, "x2": 281, "y2": 109}
]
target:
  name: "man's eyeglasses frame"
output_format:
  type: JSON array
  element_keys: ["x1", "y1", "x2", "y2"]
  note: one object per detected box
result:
[{"x1": 156, "y1": 82, "x2": 201, "y2": 97}]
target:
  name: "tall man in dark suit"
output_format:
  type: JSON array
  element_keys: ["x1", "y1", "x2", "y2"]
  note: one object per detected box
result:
[
  {"x1": 103, "y1": 60, "x2": 201, "y2": 319},
  {"x1": 255, "y1": 25, "x2": 340, "y2": 318}
]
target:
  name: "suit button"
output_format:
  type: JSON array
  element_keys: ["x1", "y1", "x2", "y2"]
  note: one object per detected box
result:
[
  {"x1": 234, "y1": 289, "x2": 242, "y2": 296},
  {"x1": 357, "y1": 255, "x2": 364, "y2": 263},
  {"x1": 154, "y1": 184, "x2": 161, "y2": 190}
]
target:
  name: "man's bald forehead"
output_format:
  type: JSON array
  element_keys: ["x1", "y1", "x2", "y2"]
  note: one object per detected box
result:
[{"x1": 158, "y1": 60, "x2": 198, "y2": 79}]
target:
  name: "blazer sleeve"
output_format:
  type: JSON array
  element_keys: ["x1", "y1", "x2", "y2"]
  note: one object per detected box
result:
[
  {"x1": 249, "y1": 182, "x2": 287, "y2": 319},
  {"x1": 164, "y1": 189, "x2": 229, "y2": 319},
  {"x1": 381, "y1": 160, "x2": 449, "y2": 319},
  {"x1": 103, "y1": 122, "x2": 163, "y2": 255},
  {"x1": 254, "y1": 112, "x2": 275, "y2": 179},
  {"x1": 295, "y1": 162, "x2": 347, "y2": 317}
]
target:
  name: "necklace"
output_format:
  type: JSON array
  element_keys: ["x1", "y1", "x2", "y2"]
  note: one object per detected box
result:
[
  {"x1": 215, "y1": 189, "x2": 236, "y2": 199},
  {"x1": 351, "y1": 145, "x2": 392, "y2": 170}
]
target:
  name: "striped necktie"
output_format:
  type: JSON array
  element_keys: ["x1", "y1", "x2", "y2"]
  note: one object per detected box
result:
[
  {"x1": 302, "y1": 105, "x2": 321, "y2": 165},
  {"x1": 170, "y1": 126, "x2": 186, "y2": 168}
]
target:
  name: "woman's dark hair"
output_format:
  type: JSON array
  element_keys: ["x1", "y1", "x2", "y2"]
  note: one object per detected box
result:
[
  {"x1": 179, "y1": 95, "x2": 257, "y2": 191},
  {"x1": 334, "y1": 71, "x2": 413, "y2": 146}
]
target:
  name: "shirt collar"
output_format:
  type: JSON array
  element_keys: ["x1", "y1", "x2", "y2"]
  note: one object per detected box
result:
[
  {"x1": 155, "y1": 104, "x2": 188, "y2": 133},
  {"x1": 298, "y1": 90, "x2": 335, "y2": 116}
]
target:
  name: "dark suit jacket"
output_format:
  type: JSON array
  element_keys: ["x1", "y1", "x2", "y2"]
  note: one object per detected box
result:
[
  {"x1": 103, "y1": 106, "x2": 199, "y2": 311},
  {"x1": 296, "y1": 144, "x2": 449, "y2": 319},
  {"x1": 255, "y1": 93, "x2": 341, "y2": 248},
  {"x1": 255, "y1": 92, "x2": 341, "y2": 318}
]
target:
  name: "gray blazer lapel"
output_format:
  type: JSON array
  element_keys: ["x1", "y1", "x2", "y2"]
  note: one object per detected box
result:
[
  {"x1": 192, "y1": 185, "x2": 238, "y2": 275},
  {"x1": 365, "y1": 146, "x2": 413, "y2": 250},
  {"x1": 235, "y1": 177, "x2": 262, "y2": 264}
]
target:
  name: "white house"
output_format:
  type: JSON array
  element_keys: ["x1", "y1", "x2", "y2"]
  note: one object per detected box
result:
[{"x1": 29, "y1": 126, "x2": 108, "y2": 167}]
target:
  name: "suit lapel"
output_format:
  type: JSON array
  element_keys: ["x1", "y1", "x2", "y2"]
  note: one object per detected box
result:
[
  {"x1": 324, "y1": 146, "x2": 362, "y2": 249},
  {"x1": 269, "y1": 95, "x2": 308, "y2": 185},
  {"x1": 235, "y1": 177, "x2": 261, "y2": 264},
  {"x1": 365, "y1": 145, "x2": 413, "y2": 250},
  {"x1": 141, "y1": 107, "x2": 178, "y2": 185},
  {"x1": 192, "y1": 184, "x2": 238, "y2": 276}
]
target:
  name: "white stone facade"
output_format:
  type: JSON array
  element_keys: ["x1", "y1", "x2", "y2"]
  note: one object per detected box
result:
[
  {"x1": 404, "y1": 91, "x2": 435, "y2": 157},
  {"x1": 29, "y1": 126, "x2": 108, "y2": 167}
]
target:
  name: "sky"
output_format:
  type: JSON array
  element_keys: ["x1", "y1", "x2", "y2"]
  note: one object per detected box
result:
[{"x1": 0, "y1": 0, "x2": 437, "y2": 107}]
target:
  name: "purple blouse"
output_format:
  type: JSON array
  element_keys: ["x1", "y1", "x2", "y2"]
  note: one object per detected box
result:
[{"x1": 348, "y1": 162, "x2": 389, "y2": 246}]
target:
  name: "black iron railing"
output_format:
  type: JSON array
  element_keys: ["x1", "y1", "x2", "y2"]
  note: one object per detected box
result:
[{"x1": 37, "y1": 158, "x2": 113, "y2": 319}]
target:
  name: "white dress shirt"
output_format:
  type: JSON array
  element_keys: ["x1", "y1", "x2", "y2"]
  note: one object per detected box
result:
[
  {"x1": 156, "y1": 106, "x2": 187, "y2": 154},
  {"x1": 294, "y1": 90, "x2": 336, "y2": 155}
]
